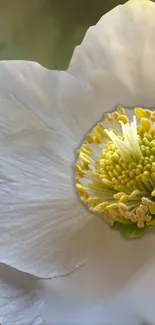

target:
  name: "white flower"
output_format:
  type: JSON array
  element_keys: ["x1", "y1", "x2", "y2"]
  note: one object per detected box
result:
[{"x1": 1, "y1": 0, "x2": 155, "y2": 324}]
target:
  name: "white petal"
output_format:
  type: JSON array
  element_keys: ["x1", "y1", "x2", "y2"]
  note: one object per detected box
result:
[
  {"x1": 41, "y1": 280, "x2": 143, "y2": 325},
  {"x1": 0, "y1": 61, "x2": 135, "y2": 145},
  {"x1": 41, "y1": 221, "x2": 155, "y2": 301},
  {"x1": 127, "y1": 259, "x2": 155, "y2": 324},
  {"x1": 0, "y1": 62, "x2": 46, "y2": 139},
  {"x1": 70, "y1": 0, "x2": 155, "y2": 107},
  {"x1": 0, "y1": 61, "x2": 99, "y2": 142},
  {"x1": 0, "y1": 264, "x2": 42, "y2": 325},
  {"x1": 0, "y1": 128, "x2": 98, "y2": 278}
]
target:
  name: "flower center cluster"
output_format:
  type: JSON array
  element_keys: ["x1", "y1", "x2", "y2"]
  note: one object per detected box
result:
[{"x1": 75, "y1": 107, "x2": 155, "y2": 238}]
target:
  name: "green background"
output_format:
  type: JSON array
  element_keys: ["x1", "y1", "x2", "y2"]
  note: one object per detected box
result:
[{"x1": 0, "y1": 0, "x2": 127, "y2": 70}]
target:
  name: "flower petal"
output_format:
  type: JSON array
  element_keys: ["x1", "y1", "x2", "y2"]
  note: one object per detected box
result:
[
  {"x1": 0, "y1": 128, "x2": 99, "y2": 278},
  {"x1": 0, "y1": 264, "x2": 42, "y2": 325},
  {"x1": 70, "y1": 0, "x2": 155, "y2": 106},
  {"x1": 0, "y1": 61, "x2": 99, "y2": 141},
  {"x1": 127, "y1": 259, "x2": 155, "y2": 325},
  {"x1": 0, "y1": 62, "x2": 47, "y2": 139},
  {"x1": 41, "y1": 280, "x2": 143, "y2": 325},
  {"x1": 0, "y1": 61, "x2": 135, "y2": 145},
  {"x1": 41, "y1": 222, "x2": 155, "y2": 301}
]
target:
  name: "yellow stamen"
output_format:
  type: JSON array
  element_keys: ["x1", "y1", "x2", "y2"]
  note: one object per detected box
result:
[
  {"x1": 86, "y1": 133, "x2": 94, "y2": 144},
  {"x1": 113, "y1": 192, "x2": 125, "y2": 200},
  {"x1": 94, "y1": 202, "x2": 109, "y2": 212},
  {"x1": 135, "y1": 107, "x2": 146, "y2": 119},
  {"x1": 140, "y1": 118, "x2": 151, "y2": 132},
  {"x1": 75, "y1": 106, "x2": 155, "y2": 237},
  {"x1": 107, "y1": 203, "x2": 118, "y2": 209},
  {"x1": 145, "y1": 109, "x2": 152, "y2": 118},
  {"x1": 112, "y1": 111, "x2": 119, "y2": 120},
  {"x1": 117, "y1": 105, "x2": 126, "y2": 115},
  {"x1": 149, "y1": 203, "x2": 155, "y2": 214},
  {"x1": 119, "y1": 195, "x2": 129, "y2": 203},
  {"x1": 79, "y1": 152, "x2": 90, "y2": 165},
  {"x1": 117, "y1": 115, "x2": 129, "y2": 124},
  {"x1": 102, "y1": 179, "x2": 113, "y2": 188},
  {"x1": 151, "y1": 190, "x2": 155, "y2": 197},
  {"x1": 76, "y1": 183, "x2": 86, "y2": 194},
  {"x1": 106, "y1": 113, "x2": 113, "y2": 123},
  {"x1": 129, "y1": 190, "x2": 140, "y2": 199}
]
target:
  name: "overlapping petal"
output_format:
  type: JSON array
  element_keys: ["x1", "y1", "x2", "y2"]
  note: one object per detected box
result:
[
  {"x1": 0, "y1": 129, "x2": 95, "y2": 277},
  {"x1": 0, "y1": 61, "x2": 136, "y2": 143},
  {"x1": 40, "y1": 224, "x2": 155, "y2": 301},
  {"x1": 70, "y1": 0, "x2": 155, "y2": 107},
  {"x1": 0, "y1": 264, "x2": 42, "y2": 325}
]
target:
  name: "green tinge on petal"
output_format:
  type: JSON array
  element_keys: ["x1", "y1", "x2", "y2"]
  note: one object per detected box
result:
[{"x1": 113, "y1": 222, "x2": 146, "y2": 239}]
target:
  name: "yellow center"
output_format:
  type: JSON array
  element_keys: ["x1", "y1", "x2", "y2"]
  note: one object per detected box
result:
[{"x1": 75, "y1": 107, "x2": 155, "y2": 238}]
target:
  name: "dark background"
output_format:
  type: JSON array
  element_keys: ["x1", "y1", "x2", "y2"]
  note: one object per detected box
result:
[{"x1": 0, "y1": 0, "x2": 127, "y2": 69}]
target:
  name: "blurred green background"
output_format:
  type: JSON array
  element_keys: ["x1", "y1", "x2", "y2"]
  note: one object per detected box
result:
[{"x1": 0, "y1": 0, "x2": 132, "y2": 69}]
